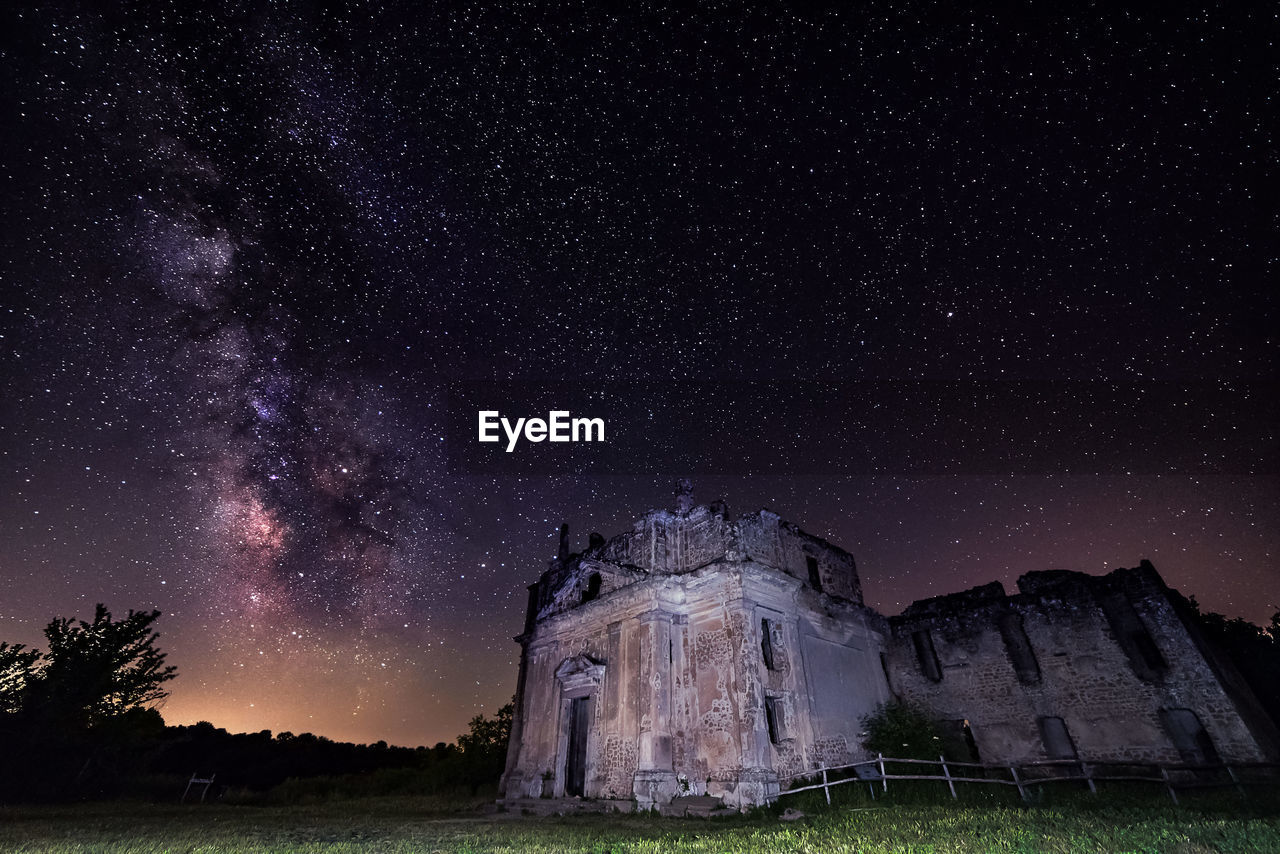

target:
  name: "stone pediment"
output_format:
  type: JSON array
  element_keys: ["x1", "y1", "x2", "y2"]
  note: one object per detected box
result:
[{"x1": 555, "y1": 654, "x2": 605, "y2": 698}]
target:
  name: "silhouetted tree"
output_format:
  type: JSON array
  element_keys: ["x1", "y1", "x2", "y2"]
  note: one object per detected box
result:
[
  {"x1": 0, "y1": 605, "x2": 177, "y2": 801},
  {"x1": 457, "y1": 702, "x2": 514, "y2": 756},
  {"x1": 444, "y1": 701, "x2": 514, "y2": 793},
  {"x1": 21, "y1": 604, "x2": 178, "y2": 730},
  {"x1": 1181, "y1": 595, "x2": 1280, "y2": 729}
]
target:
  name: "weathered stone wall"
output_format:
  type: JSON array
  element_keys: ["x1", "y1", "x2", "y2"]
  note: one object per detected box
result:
[
  {"x1": 533, "y1": 557, "x2": 645, "y2": 623},
  {"x1": 737, "y1": 511, "x2": 862, "y2": 603},
  {"x1": 793, "y1": 600, "x2": 892, "y2": 763},
  {"x1": 885, "y1": 563, "x2": 1275, "y2": 765},
  {"x1": 500, "y1": 500, "x2": 1275, "y2": 813},
  {"x1": 561, "y1": 505, "x2": 861, "y2": 602},
  {"x1": 589, "y1": 503, "x2": 736, "y2": 574},
  {"x1": 500, "y1": 501, "x2": 888, "y2": 809}
]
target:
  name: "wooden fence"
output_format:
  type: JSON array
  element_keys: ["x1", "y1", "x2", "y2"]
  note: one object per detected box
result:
[{"x1": 778, "y1": 754, "x2": 1280, "y2": 806}]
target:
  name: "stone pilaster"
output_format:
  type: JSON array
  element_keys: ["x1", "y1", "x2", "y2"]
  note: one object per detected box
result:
[{"x1": 633, "y1": 609, "x2": 679, "y2": 808}]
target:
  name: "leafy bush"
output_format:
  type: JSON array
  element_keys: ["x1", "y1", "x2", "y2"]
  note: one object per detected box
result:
[{"x1": 860, "y1": 699, "x2": 945, "y2": 760}]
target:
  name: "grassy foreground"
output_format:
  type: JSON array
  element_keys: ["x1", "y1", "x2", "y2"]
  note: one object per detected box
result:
[{"x1": 2, "y1": 796, "x2": 1278, "y2": 853}]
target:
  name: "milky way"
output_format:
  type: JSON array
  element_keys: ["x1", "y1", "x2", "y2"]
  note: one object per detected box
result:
[{"x1": 1, "y1": 3, "x2": 1275, "y2": 746}]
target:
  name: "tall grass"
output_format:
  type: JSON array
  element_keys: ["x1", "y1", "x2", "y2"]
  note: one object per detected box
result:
[{"x1": 2, "y1": 795, "x2": 1277, "y2": 853}]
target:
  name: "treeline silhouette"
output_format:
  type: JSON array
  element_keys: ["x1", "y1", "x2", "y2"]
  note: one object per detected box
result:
[
  {"x1": 1175, "y1": 593, "x2": 1280, "y2": 733},
  {"x1": 0, "y1": 604, "x2": 512, "y2": 803},
  {"x1": 0, "y1": 706, "x2": 513, "y2": 803},
  {"x1": 151, "y1": 708, "x2": 514, "y2": 802}
]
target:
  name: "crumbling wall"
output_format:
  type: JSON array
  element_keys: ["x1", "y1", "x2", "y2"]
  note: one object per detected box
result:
[
  {"x1": 689, "y1": 601, "x2": 746, "y2": 782},
  {"x1": 885, "y1": 564, "x2": 1274, "y2": 765},
  {"x1": 505, "y1": 502, "x2": 883, "y2": 809},
  {"x1": 795, "y1": 609, "x2": 891, "y2": 764},
  {"x1": 741, "y1": 569, "x2": 890, "y2": 794},
  {"x1": 502, "y1": 643, "x2": 586, "y2": 799},
  {"x1": 592, "y1": 504, "x2": 737, "y2": 573},
  {"x1": 508, "y1": 501, "x2": 1274, "y2": 814},
  {"x1": 738, "y1": 511, "x2": 862, "y2": 603},
  {"x1": 572, "y1": 503, "x2": 863, "y2": 600},
  {"x1": 534, "y1": 558, "x2": 645, "y2": 622}
]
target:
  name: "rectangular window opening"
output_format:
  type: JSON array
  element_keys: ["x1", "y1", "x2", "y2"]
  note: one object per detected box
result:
[
  {"x1": 806, "y1": 556, "x2": 822, "y2": 592},
  {"x1": 1037, "y1": 716, "x2": 1078, "y2": 760},
  {"x1": 912, "y1": 629, "x2": 943, "y2": 682},
  {"x1": 1129, "y1": 629, "x2": 1167, "y2": 672},
  {"x1": 580, "y1": 572, "x2": 602, "y2": 603},
  {"x1": 761, "y1": 618, "x2": 777, "y2": 670},
  {"x1": 998, "y1": 612, "x2": 1041, "y2": 685},
  {"x1": 764, "y1": 695, "x2": 787, "y2": 744},
  {"x1": 1101, "y1": 593, "x2": 1168, "y2": 680},
  {"x1": 1160, "y1": 708, "x2": 1220, "y2": 765}
]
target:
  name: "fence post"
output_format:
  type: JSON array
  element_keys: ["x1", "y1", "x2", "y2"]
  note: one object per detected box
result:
[
  {"x1": 940, "y1": 755, "x2": 956, "y2": 799},
  {"x1": 878, "y1": 752, "x2": 887, "y2": 793},
  {"x1": 1226, "y1": 764, "x2": 1244, "y2": 799},
  {"x1": 181, "y1": 772, "x2": 215, "y2": 803},
  {"x1": 1010, "y1": 765, "x2": 1028, "y2": 802},
  {"x1": 1081, "y1": 761, "x2": 1096, "y2": 794},
  {"x1": 1161, "y1": 765, "x2": 1179, "y2": 805},
  {"x1": 821, "y1": 765, "x2": 831, "y2": 805}
]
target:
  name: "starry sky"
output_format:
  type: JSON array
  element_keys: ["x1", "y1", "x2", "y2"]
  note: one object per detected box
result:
[{"x1": 1, "y1": 3, "x2": 1276, "y2": 748}]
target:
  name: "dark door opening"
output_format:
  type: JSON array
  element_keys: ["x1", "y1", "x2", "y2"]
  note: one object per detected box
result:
[
  {"x1": 565, "y1": 696, "x2": 589, "y2": 796},
  {"x1": 940, "y1": 718, "x2": 981, "y2": 763}
]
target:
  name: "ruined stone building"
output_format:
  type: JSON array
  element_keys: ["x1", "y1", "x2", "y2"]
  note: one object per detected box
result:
[{"x1": 499, "y1": 492, "x2": 1278, "y2": 810}]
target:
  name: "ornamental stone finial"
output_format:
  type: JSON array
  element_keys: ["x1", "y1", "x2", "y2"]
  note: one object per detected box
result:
[{"x1": 675, "y1": 478, "x2": 694, "y2": 513}]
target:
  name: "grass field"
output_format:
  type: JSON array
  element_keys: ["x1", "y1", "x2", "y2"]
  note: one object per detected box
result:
[{"x1": 2, "y1": 794, "x2": 1279, "y2": 854}]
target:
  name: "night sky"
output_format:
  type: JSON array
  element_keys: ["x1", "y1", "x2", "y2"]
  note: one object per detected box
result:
[{"x1": 2, "y1": 3, "x2": 1276, "y2": 748}]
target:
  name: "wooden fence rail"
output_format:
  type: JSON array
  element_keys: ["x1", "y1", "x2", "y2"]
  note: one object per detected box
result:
[{"x1": 777, "y1": 755, "x2": 1280, "y2": 806}]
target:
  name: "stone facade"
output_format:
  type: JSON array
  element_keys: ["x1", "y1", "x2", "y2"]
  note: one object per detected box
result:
[
  {"x1": 886, "y1": 562, "x2": 1279, "y2": 769},
  {"x1": 499, "y1": 497, "x2": 1277, "y2": 810}
]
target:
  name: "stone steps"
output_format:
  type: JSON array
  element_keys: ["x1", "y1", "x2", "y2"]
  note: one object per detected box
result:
[
  {"x1": 499, "y1": 797, "x2": 635, "y2": 816},
  {"x1": 499, "y1": 795, "x2": 733, "y2": 818},
  {"x1": 658, "y1": 795, "x2": 733, "y2": 818}
]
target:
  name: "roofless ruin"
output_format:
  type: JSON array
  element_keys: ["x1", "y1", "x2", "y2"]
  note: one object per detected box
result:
[{"x1": 500, "y1": 485, "x2": 1277, "y2": 810}]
